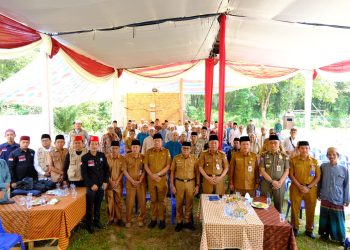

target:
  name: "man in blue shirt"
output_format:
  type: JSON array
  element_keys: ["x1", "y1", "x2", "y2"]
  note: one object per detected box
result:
[
  {"x1": 0, "y1": 159, "x2": 14, "y2": 204},
  {"x1": 318, "y1": 147, "x2": 349, "y2": 244},
  {"x1": 164, "y1": 131, "x2": 182, "y2": 159},
  {"x1": 0, "y1": 129, "x2": 19, "y2": 164},
  {"x1": 137, "y1": 124, "x2": 149, "y2": 149}
]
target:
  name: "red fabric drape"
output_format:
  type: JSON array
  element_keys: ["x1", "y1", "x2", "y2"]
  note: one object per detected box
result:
[
  {"x1": 50, "y1": 38, "x2": 115, "y2": 77},
  {"x1": 218, "y1": 15, "x2": 226, "y2": 150},
  {"x1": 319, "y1": 60, "x2": 350, "y2": 73},
  {"x1": 0, "y1": 14, "x2": 41, "y2": 49},
  {"x1": 205, "y1": 58, "x2": 215, "y2": 122}
]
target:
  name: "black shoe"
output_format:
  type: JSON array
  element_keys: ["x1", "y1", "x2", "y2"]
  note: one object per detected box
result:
[
  {"x1": 305, "y1": 231, "x2": 315, "y2": 239},
  {"x1": 175, "y1": 223, "x2": 183, "y2": 232},
  {"x1": 94, "y1": 222, "x2": 105, "y2": 229},
  {"x1": 183, "y1": 222, "x2": 195, "y2": 231},
  {"x1": 148, "y1": 220, "x2": 157, "y2": 229},
  {"x1": 117, "y1": 220, "x2": 125, "y2": 227},
  {"x1": 320, "y1": 234, "x2": 329, "y2": 241},
  {"x1": 86, "y1": 225, "x2": 94, "y2": 234},
  {"x1": 158, "y1": 220, "x2": 166, "y2": 229},
  {"x1": 293, "y1": 228, "x2": 299, "y2": 237}
]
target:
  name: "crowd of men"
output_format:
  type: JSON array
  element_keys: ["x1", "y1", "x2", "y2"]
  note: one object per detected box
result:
[{"x1": 0, "y1": 118, "x2": 348, "y2": 245}]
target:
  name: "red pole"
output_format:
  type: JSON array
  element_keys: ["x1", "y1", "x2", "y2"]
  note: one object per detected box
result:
[
  {"x1": 218, "y1": 15, "x2": 226, "y2": 150},
  {"x1": 205, "y1": 58, "x2": 214, "y2": 122}
]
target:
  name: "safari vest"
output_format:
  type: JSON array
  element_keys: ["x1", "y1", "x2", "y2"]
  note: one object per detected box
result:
[
  {"x1": 49, "y1": 148, "x2": 69, "y2": 182},
  {"x1": 67, "y1": 148, "x2": 87, "y2": 181},
  {"x1": 37, "y1": 147, "x2": 53, "y2": 173}
]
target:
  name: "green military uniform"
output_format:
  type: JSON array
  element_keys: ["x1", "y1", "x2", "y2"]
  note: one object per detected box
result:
[
  {"x1": 198, "y1": 150, "x2": 228, "y2": 194},
  {"x1": 171, "y1": 154, "x2": 198, "y2": 224},
  {"x1": 289, "y1": 155, "x2": 320, "y2": 232},
  {"x1": 144, "y1": 147, "x2": 171, "y2": 221},
  {"x1": 260, "y1": 150, "x2": 289, "y2": 212}
]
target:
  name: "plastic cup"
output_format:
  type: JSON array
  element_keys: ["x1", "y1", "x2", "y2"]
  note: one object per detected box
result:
[
  {"x1": 20, "y1": 197, "x2": 26, "y2": 206},
  {"x1": 26, "y1": 197, "x2": 32, "y2": 209},
  {"x1": 280, "y1": 213, "x2": 286, "y2": 222}
]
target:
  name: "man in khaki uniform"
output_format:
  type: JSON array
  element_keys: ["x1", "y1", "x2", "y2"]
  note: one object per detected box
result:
[
  {"x1": 289, "y1": 141, "x2": 320, "y2": 238},
  {"x1": 34, "y1": 134, "x2": 54, "y2": 180},
  {"x1": 170, "y1": 141, "x2": 199, "y2": 232},
  {"x1": 64, "y1": 135, "x2": 87, "y2": 187},
  {"x1": 229, "y1": 136, "x2": 259, "y2": 197},
  {"x1": 124, "y1": 129, "x2": 136, "y2": 153},
  {"x1": 48, "y1": 135, "x2": 68, "y2": 183},
  {"x1": 260, "y1": 134, "x2": 289, "y2": 212},
  {"x1": 198, "y1": 134, "x2": 229, "y2": 195},
  {"x1": 144, "y1": 133, "x2": 171, "y2": 229},
  {"x1": 105, "y1": 141, "x2": 125, "y2": 226},
  {"x1": 123, "y1": 139, "x2": 146, "y2": 228}
]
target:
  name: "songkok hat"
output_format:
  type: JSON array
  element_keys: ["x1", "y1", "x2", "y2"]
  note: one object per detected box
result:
[
  {"x1": 74, "y1": 135, "x2": 83, "y2": 141},
  {"x1": 233, "y1": 138, "x2": 240, "y2": 142},
  {"x1": 269, "y1": 134, "x2": 279, "y2": 141},
  {"x1": 131, "y1": 140, "x2": 140, "y2": 146},
  {"x1": 41, "y1": 134, "x2": 51, "y2": 140},
  {"x1": 55, "y1": 135, "x2": 65, "y2": 141},
  {"x1": 202, "y1": 126, "x2": 208, "y2": 130},
  {"x1": 4, "y1": 129, "x2": 15, "y2": 136},
  {"x1": 111, "y1": 141, "x2": 119, "y2": 147},
  {"x1": 153, "y1": 133, "x2": 163, "y2": 140},
  {"x1": 182, "y1": 141, "x2": 191, "y2": 147},
  {"x1": 191, "y1": 132, "x2": 198, "y2": 136},
  {"x1": 209, "y1": 134, "x2": 219, "y2": 141},
  {"x1": 89, "y1": 136, "x2": 99, "y2": 143},
  {"x1": 240, "y1": 136, "x2": 250, "y2": 142},
  {"x1": 298, "y1": 141, "x2": 309, "y2": 147},
  {"x1": 20, "y1": 136, "x2": 30, "y2": 141}
]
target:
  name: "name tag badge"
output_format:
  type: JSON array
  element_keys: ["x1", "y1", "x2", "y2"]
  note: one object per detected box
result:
[
  {"x1": 18, "y1": 155, "x2": 26, "y2": 162},
  {"x1": 216, "y1": 163, "x2": 221, "y2": 170},
  {"x1": 139, "y1": 169, "x2": 143, "y2": 176},
  {"x1": 88, "y1": 160, "x2": 95, "y2": 167},
  {"x1": 276, "y1": 165, "x2": 281, "y2": 172},
  {"x1": 100, "y1": 158, "x2": 103, "y2": 162},
  {"x1": 2, "y1": 148, "x2": 7, "y2": 152},
  {"x1": 248, "y1": 165, "x2": 253, "y2": 172}
]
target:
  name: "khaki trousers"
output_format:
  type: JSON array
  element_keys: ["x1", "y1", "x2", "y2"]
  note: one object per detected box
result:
[
  {"x1": 125, "y1": 184, "x2": 146, "y2": 223},
  {"x1": 148, "y1": 176, "x2": 168, "y2": 221},
  {"x1": 175, "y1": 180, "x2": 194, "y2": 223},
  {"x1": 203, "y1": 178, "x2": 225, "y2": 194},
  {"x1": 105, "y1": 187, "x2": 123, "y2": 222}
]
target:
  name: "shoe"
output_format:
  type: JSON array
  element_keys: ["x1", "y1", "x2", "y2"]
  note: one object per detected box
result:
[
  {"x1": 158, "y1": 220, "x2": 166, "y2": 229},
  {"x1": 175, "y1": 223, "x2": 183, "y2": 232},
  {"x1": 293, "y1": 228, "x2": 299, "y2": 237},
  {"x1": 86, "y1": 225, "x2": 95, "y2": 234},
  {"x1": 117, "y1": 220, "x2": 125, "y2": 227},
  {"x1": 106, "y1": 220, "x2": 114, "y2": 226},
  {"x1": 125, "y1": 223, "x2": 131, "y2": 228},
  {"x1": 137, "y1": 222, "x2": 144, "y2": 227},
  {"x1": 183, "y1": 222, "x2": 195, "y2": 231},
  {"x1": 320, "y1": 234, "x2": 329, "y2": 241},
  {"x1": 305, "y1": 231, "x2": 315, "y2": 239},
  {"x1": 94, "y1": 222, "x2": 105, "y2": 229},
  {"x1": 148, "y1": 220, "x2": 157, "y2": 229}
]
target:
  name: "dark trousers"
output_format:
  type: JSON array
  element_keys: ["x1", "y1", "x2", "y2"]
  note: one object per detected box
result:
[{"x1": 86, "y1": 187, "x2": 104, "y2": 226}]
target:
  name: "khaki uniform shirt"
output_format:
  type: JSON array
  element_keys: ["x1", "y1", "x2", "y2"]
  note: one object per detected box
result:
[
  {"x1": 198, "y1": 150, "x2": 228, "y2": 176},
  {"x1": 125, "y1": 137, "x2": 134, "y2": 153},
  {"x1": 144, "y1": 148, "x2": 171, "y2": 174},
  {"x1": 260, "y1": 151, "x2": 289, "y2": 180},
  {"x1": 48, "y1": 148, "x2": 69, "y2": 182},
  {"x1": 289, "y1": 155, "x2": 320, "y2": 185},
  {"x1": 230, "y1": 151, "x2": 259, "y2": 190},
  {"x1": 107, "y1": 155, "x2": 125, "y2": 181},
  {"x1": 124, "y1": 153, "x2": 144, "y2": 183},
  {"x1": 171, "y1": 154, "x2": 198, "y2": 180}
]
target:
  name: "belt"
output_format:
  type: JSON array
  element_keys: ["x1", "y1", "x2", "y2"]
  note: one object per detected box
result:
[
  {"x1": 209, "y1": 174, "x2": 221, "y2": 177},
  {"x1": 157, "y1": 174, "x2": 166, "y2": 177},
  {"x1": 176, "y1": 178, "x2": 195, "y2": 183}
]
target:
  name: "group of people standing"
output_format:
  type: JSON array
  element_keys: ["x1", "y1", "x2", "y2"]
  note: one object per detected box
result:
[{"x1": 0, "y1": 118, "x2": 348, "y2": 245}]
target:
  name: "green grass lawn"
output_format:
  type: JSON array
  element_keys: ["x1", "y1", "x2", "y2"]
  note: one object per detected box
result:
[{"x1": 66, "y1": 197, "x2": 349, "y2": 250}]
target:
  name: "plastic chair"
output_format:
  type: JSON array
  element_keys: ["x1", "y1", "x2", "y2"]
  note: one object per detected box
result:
[
  {"x1": 344, "y1": 237, "x2": 350, "y2": 250},
  {"x1": 286, "y1": 200, "x2": 305, "y2": 219},
  {"x1": 0, "y1": 218, "x2": 25, "y2": 250}
]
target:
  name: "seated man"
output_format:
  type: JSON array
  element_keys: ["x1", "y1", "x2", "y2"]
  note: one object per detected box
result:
[{"x1": 0, "y1": 158, "x2": 14, "y2": 204}]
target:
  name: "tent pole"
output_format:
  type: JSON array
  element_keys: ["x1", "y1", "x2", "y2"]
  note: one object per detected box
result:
[
  {"x1": 112, "y1": 73, "x2": 124, "y2": 127},
  {"x1": 218, "y1": 15, "x2": 226, "y2": 149},
  {"x1": 179, "y1": 78, "x2": 184, "y2": 124},
  {"x1": 303, "y1": 70, "x2": 313, "y2": 130},
  {"x1": 205, "y1": 58, "x2": 214, "y2": 123},
  {"x1": 41, "y1": 48, "x2": 54, "y2": 135}
]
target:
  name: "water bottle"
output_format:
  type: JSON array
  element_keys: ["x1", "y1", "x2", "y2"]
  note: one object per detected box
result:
[{"x1": 26, "y1": 193, "x2": 32, "y2": 209}]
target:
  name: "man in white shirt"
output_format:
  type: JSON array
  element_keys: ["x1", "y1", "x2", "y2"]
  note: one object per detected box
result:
[
  {"x1": 283, "y1": 128, "x2": 298, "y2": 157},
  {"x1": 183, "y1": 122, "x2": 191, "y2": 142},
  {"x1": 141, "y1": 128, "x2": 156, "y2": 155},
  {"x1": 229, "y1": 123, "x2": 240, "y2": 146}
]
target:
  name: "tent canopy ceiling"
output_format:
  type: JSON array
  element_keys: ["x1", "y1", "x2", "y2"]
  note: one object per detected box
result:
[{"x1": 1, "y1": 0, "x2": 350, "y2": 70}]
